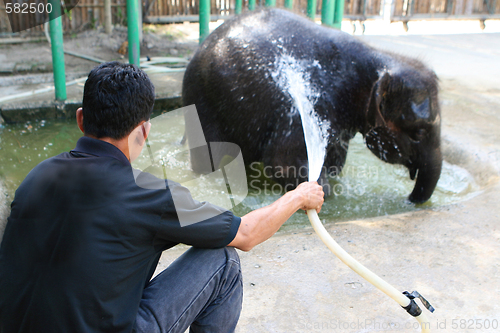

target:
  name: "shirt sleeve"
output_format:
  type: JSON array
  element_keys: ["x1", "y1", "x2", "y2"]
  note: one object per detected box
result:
[{"x1": 154, "y1": 180, "x2": 241, "y2": 249}]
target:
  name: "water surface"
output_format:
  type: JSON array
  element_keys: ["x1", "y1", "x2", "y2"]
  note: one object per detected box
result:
[{"x1": 0, "y1": 119, "x2": 82, "y2": 201}]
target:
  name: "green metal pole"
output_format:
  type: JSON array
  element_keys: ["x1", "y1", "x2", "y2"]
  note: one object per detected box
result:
[
  {"x1": 285, "y1": 0, "x2": 293, "y2": 9},
  {"x1": 199, "y1": 0, "x2": 210, "y2": 43},
  {"x1": 333, "y1": 0, "x2": 345, "y2": 29},
  {"x1": 321, "y1": 0, "x2": 334, "y2": 26},
  {"x1": 307, "y1": 0, "x2": 317, "y2": 20},
  {"x1": 265, "y1": 0, "x2": 276, "y2": 6},
  {"x1": 248, "y1": 0, "x2": 256, "y2": 10},
  {"x1": 48, "y1": 0, "x2": 66, "y2": 101},
  {"x1": 235, "y1": 0, "x2": 242, "y2": 14},
  {"x1": 127, "y1": 0, "x2": 141, "y2": 66},
  {"x1": 127, "y1": 0, "x2": 141, "y2": 65}
]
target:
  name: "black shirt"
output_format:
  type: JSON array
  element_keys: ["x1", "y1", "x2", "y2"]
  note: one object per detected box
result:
[{"x1": 0, "y1": 136, "x2": 241, "y2": 333}]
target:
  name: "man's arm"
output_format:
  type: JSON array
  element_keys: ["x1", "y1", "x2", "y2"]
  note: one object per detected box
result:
[{"x1": 228, "y1": 182, "x2": 324, "y2": 251}]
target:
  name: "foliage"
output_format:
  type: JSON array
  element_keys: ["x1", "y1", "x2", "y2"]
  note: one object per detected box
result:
[{"x1": 115, "y1": 8, "x2": 127, "y2": 26}]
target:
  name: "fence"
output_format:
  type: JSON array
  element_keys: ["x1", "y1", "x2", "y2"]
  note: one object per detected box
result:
[
  {"x1": 392, "y1": 0, "x2": 500, "y2": 20},
  {"x1": 1, "y1": 0, "x2": 499, "y2": 33},
  {"x1": 0, "y1": 0, "x2": 128, "y2": 34}
]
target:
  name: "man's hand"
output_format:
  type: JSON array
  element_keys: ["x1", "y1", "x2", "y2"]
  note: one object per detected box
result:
[
  {"x1": 294, "y1": 181, "x2": 324, "y2": 214},
  {"x1": 228, "y1": 181, "x2": 325, "y2": 251}
]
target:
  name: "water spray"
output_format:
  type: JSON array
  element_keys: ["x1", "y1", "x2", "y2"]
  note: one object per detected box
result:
[
  {"x1": 270, "y1": 53, "x2": 434, "y2": 330},
  {"x1": 297, "y1": 96, "x2": 434, "y2": 332}
]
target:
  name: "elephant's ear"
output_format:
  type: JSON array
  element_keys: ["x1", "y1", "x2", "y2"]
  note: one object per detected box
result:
[{"x1": 364, "y1": 72, "x2": 392, "y2": 134}]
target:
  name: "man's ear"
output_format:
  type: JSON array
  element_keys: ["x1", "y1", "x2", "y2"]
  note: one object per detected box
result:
[
  {"x1": 76, "y1": 108, "x2": 85, "y2": 134},
  {"x1": 130, "y1": 120, "x2": 149, "y2": 147},
  {"x1": 141, "y1": 120, "x2": 151, "y2": 140}
]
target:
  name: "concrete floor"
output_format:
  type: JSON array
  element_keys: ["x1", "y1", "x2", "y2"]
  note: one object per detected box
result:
[{"x1": 1, "y1": 28, "x2": 500, "y2": 333}]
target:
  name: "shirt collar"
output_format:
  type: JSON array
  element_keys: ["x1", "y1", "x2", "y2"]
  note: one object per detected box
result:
[{"x1": 72, "y1": 136, "x2": 130, "y2": 166}]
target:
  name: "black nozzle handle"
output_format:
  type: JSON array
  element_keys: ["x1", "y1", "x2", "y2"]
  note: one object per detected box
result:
[{"x1": 402, "y1": 290, "x2": 435, "y2": 317}]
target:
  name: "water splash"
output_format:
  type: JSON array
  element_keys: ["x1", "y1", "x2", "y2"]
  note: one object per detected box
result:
[{"x1": 270, "y1": 54, "x2": 329, "y2": 181}]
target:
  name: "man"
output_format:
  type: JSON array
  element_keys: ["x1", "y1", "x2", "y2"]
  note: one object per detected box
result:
[{"x1": 0, "y1": 62, "x2": 324, "y2": 333}]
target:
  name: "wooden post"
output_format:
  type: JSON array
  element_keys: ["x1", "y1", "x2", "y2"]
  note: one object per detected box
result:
[{"x1": 104, "y1": 0, "x2": 112, "y2": 34}]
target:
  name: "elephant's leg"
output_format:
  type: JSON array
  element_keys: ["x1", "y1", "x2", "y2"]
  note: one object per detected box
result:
[
  {"x1": 317, "y1": 168, "x2": 331, "y2": 197},
  {"x1": 264, "y1": 153, "x2": 331, "y2": 196},
  {"x1": 185, "y1": 103, "x2": 225, "y2": 174},
  {"x1": 319, "y1": 141, "x2": 350, "y2": 196},
  {"x1": 261, "y1": 137, "x2": 309, "y2": 191},
  {"x1": 324, "y1": 144, "x2": 348, "y2": 177}
]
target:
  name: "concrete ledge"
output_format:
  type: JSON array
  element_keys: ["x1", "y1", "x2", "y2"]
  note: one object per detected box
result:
[
  {"x1": 0, "y1": 95, "x2": 183, "y2": 123},
  {"x1": 0, "y1": 101, "x2": 59, "y2": 123}
]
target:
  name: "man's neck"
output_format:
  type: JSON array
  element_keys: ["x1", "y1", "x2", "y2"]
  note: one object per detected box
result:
[{"x1": 85, "y1": 134, "x2": 131, "y2": 162}]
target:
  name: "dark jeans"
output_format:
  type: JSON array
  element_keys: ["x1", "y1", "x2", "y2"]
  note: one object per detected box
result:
[{"x1": 133, "y1": 247, "x2": 243, "y2": 333}]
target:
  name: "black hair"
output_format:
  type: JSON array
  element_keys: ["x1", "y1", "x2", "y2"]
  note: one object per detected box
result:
[{"x1": 82, "y1": 61, "x2": 155, "y2": 139}]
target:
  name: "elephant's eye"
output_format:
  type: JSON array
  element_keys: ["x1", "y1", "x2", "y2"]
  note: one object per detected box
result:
[
  {"x1": 410, "y1": 128, "x2": 427, "y2": 142},
  {"x1": 410, "y1": 128, "x2": 426, "y2": 142}
]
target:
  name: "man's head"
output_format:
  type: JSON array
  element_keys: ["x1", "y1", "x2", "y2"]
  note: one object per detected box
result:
[{"x1": 81, "y1": 61, "x2": 155, "y2": 140}]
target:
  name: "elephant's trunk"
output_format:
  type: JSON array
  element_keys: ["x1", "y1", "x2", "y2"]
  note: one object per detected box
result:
[{"x1": 408, "y1": 147, "x2": 442, "y2": 204}]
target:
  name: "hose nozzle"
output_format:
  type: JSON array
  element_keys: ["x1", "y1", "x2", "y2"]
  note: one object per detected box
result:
[{"x1": 402, "y1": 290, "x2": 435, "y2": 317}]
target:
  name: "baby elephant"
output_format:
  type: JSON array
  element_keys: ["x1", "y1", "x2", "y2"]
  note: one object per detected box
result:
[{"x1": 182, "y1": 8, "x2": 442, "y2": 204}]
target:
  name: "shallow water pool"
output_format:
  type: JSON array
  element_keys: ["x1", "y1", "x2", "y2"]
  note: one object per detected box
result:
[
  {"x1": 0, "y1": 112, "x2": 479, "y2": 230},
  {"x1": 0, "y1": 119, "x2": 82, "y2": 200}
]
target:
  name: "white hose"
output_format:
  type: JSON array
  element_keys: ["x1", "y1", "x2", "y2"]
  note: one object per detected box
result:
[
  {"x1": 307, "y1": 209, "x2": 431, "y2": 332},
  {"x1": 140, "y1": 56, "x2": 189, "y2": 64},
  {"x1": 140, "y1": 63, "x2": 186, "y2": 73}
]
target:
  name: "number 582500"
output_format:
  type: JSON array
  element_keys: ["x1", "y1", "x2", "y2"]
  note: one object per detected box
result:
[{"x1": 5, "y1": 2, "x2": 53, "y2": 14}]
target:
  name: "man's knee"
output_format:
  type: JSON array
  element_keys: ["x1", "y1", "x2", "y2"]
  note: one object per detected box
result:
[
  {"x1": 224, "y1": 247, "x2": 240, "y2": 266},
  {"x1": 223, "y1": 247, "x2": 242, "y2": 291},
  {"x1": 215, "y1": 247, "x2": 243, "y2": 321},
  {"x1": 189, "y1": 246, "x2": 239, "y2": 264},
  {"x1": 186, "y1": 247, "x2": 241, "y2": 281}
]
